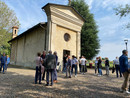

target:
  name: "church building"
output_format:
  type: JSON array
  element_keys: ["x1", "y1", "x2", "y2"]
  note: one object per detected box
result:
[{"x1": 8, "y1": 3, "x2": 85, "y2": 70}]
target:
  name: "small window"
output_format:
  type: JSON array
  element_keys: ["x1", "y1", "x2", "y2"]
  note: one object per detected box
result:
[
  {"x1": 15, "y1": 30, "x2": 17, "y2": 34},
  {"x1": 64, "y1": 33, "x2": 71, "y2": 42}
]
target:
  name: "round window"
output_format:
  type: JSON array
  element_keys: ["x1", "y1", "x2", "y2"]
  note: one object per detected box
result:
[{"x1": 64, "y1": 33, "x2": 71, "y2": 42}]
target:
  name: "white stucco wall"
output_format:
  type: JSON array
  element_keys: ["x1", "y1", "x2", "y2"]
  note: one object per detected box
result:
[{"x1": 10, "y1": 27, "x2": 46, "y2": 68}]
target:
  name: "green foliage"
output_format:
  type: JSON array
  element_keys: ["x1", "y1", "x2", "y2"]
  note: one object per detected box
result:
[
  {"x1": 114, "y1": 4, "x2": 130, "y2": 29},
  {"x1": 0, "y1": 1, "x2": 20, "y2": 55},
  {"x1": 70, "y1": 0, "x2": 100, "y2": 59},
  {"x1": 114, "y1": 4, "x2": 130, "y2": 17}
]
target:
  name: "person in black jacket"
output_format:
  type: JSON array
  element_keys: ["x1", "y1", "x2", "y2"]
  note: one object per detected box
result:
[
  {"x1": 98, "y1": 56, "x2": 102, "y2": 76},
  {"x1": 45, "y1": 50, "x2": 56, "y2": 86},
  {"x1": 105, "y1": 57, "x2": 109, "y2": 76}
]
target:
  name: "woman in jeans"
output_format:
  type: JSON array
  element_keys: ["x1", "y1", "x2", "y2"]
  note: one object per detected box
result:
[
  {"x1": 98, "y1": 56, "x2": 102, "y2": 76},
  {"x1": 35, "y1": 52, "x2": 43, "y2": 84},
  {"x1": 71, "y1": 55, "x2": 78, "y2": 77}
]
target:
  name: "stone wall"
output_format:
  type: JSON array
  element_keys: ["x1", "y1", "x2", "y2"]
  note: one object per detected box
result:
[{"x1": 10, "y1": 27, "x2": 46, "y2": 68}]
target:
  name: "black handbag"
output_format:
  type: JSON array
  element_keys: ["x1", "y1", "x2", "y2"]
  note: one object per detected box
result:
[{"x1": 112, "y1": 67, "x2": 115, "y2": 73}]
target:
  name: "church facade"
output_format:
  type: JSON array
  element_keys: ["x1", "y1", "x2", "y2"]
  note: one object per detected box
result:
[{"x1": 8, "y1": 3, "x2": 85, "y2": 70}]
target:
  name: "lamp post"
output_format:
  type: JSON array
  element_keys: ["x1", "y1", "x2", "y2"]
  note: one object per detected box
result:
[{"x1": 124, "y1": 39, "x2": 128, "y2": 51}]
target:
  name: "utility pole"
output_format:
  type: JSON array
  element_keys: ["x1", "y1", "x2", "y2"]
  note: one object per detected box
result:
[{"x1": 68, "y1": 0, "x2": 71, "y2": 6}]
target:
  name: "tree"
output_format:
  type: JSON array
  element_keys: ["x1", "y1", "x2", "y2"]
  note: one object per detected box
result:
[
  {"x1": 0, "y1": 1, "x2": 20, "y2": 54},
  {"x1": 70, "y1": 0, "x2": 100, "y2": 59},
  {"x1": 114, "y1": 4, "x2": 130, "y2": 28}
]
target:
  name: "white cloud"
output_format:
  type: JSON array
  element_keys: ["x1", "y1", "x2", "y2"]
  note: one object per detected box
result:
[
  {"x1": 102, "y1": 0, "x2": 130, "y2": 7},
  {"x1": 90, "y1": 0, "x2": 130, "y2": 12},
  {"x1": 101, "y1": 0, "x2": 130, "y2": 11},
  {"x1": 97, "y1": 42, "x2": 127, "y2": 60},
  {"x1": 96, "y1": 13, "x2": 129, "y2": 38}
]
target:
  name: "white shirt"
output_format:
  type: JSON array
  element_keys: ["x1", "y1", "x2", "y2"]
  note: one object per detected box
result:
[
  {"x1": 113, "y1": 59, "x2": 119, "y2": 65},
  {"x1": 36, "y1": 57, "x2": 43, "y2": 67},
  {"x1": 95, "y1": 60, "x2": 98, "y2": 64},
  {"x1": 72, "y1": 58, "x2": 78, "y2": 65},
  {"x1": 80, "y1": 58, "x2": 86, "y2": 65}
]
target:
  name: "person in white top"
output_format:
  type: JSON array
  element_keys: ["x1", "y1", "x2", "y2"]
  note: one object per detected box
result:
[
  {"x1": 80, "y1": 56, "x2": 87, "y2": 74},
  {"x1": 35, "y1": 52, "x2": 43, "y2": 84},
  {"x1": 113, "y1": 57, "x2": 122, "y2": 78}
]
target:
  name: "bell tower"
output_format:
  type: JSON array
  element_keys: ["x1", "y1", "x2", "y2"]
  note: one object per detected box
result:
[
  {"x1": 12, "y1": 26, "x2": 18, "y2": 38},
  {"x1": 68, "y1": 0, "x2": 71, "y2": 6}
]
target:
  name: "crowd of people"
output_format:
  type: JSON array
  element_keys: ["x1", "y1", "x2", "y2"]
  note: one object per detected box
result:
[
  {"x1": 94, "y1": 56, "x2": 123, "y2": 77},
  {"x1": 63, "y1": 55, "x2": 88, "y2": 78},
  {"x1": 0, "y1": 53, "x2": 10, "y2": 74},
  {"x1": 35, "y1": 50, "x2": 58, "y2": 86},
  {"x1": 36, "y1": 49, "x2": 130, "y2": 91},
  {"x1": 94, "y1": 50, "x2": 130, "y2": 94},
  {"x1": 0, "y1": 49, "x2": 129, "y2": 94},
  {"x1": 35, "y1": 50, "x2": 89, "y2": 86}
]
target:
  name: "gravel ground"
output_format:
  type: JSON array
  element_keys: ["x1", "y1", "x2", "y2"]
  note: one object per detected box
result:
[{"x1": 0, "y1": 67, "x2": 130, "y2": 98}]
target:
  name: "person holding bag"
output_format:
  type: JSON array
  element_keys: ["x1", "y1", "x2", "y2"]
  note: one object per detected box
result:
[{"x1": 113, "y1": 57, "x2": 122, "y2": 78}]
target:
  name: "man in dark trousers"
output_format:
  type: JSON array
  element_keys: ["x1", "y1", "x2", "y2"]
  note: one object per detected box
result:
[
  {"x1": 66, "y1": 55, "x2": 72, "y2": 78},
  {"x1": 45, "y1": 50, "x2": 56, "y2": 86},
  {"x1": 41, "y1": 51, "x2": 46, "y2": 80},
  {"x1": 63, "y1": 54, "x2": 67, "y2": 73},
  {"x1": 53, "y1": 51, "x2": 58, "y2": 83},
  {"x1": 113, "y1": 57, "x2": 122, "y2": 78},
  {"x1": 119, "y1": 50, "x2": 130, "y2": 94}
]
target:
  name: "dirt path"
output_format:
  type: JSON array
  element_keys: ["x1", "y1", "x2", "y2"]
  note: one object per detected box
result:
[{"x1": 0, "y1": 67, "x2": 129, "y2": 98}]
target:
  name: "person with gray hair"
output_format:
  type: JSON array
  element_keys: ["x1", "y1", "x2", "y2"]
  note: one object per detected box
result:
[
  {"x1": 45, "y1": 50, "x2": 56, "y2": 86},
  {"x1": 113, "y1": 57, "x2": 122, "y2": 78},
  {"x1": 80, "y1": 56, "x2": 87, "y2": 75},
  {"x1": 119, "y1": 50, "x2": 130, "y2": 94}
]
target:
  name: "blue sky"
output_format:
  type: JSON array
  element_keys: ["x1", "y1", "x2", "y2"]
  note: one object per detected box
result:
[{"x1": 2, "y1": 0, "x2": 130, "y2": 60}]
